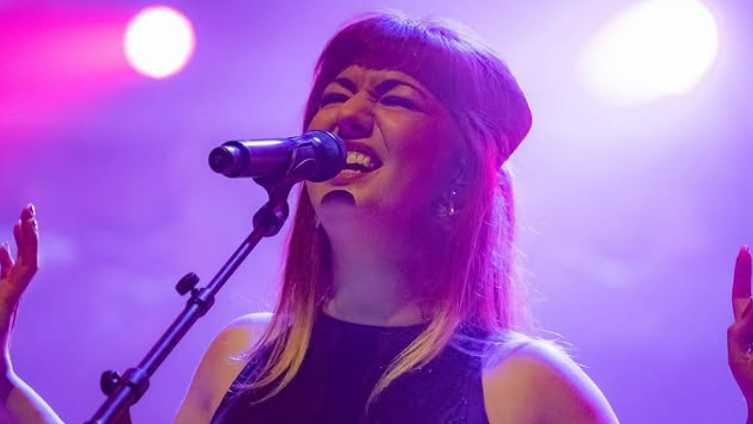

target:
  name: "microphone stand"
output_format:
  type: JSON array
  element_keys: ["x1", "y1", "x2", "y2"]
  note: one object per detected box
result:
[{"x1": 84, "y1": 175, "x2": 296, "y2": 424}]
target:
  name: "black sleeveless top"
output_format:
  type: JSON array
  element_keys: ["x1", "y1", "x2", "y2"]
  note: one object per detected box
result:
[{"x1": 210, "y1": 312, "x2": 492, "y2": 424}]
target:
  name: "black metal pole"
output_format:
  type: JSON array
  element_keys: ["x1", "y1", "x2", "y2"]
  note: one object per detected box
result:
[{"x1": 85, "y1": 179, "x2": 293, "y2": 424}]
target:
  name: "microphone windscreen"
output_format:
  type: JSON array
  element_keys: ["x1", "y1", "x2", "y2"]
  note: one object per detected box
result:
[{"x1": 305, "y1": 130, "x2": 346, "y2": 182}]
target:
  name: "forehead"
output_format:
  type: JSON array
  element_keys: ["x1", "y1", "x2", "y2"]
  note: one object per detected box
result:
[{"x1": 331, "y1": 65, "x2": 428, "y2": 91}]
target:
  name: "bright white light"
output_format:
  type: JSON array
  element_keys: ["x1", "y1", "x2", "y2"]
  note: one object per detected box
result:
[
  {"x1": 578, "y1": 0, "x2": 719, "y2": 105},
  {"x1": 124, "y1": 6, "x2": 195, "y2": 79}
]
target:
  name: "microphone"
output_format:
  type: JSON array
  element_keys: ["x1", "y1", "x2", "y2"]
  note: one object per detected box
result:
[{"x1": 209, "y1": 131, "x2": 345, "y2": 182}]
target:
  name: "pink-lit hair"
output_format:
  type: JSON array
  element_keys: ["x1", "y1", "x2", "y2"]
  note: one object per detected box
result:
[{"x1": 243, "y1": 11, "x2": 532, "y2": 403}]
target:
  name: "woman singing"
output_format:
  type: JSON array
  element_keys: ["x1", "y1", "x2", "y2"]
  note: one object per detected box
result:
[{"x1": 1, "y1": 12, "x2": 749, "y2": 424}]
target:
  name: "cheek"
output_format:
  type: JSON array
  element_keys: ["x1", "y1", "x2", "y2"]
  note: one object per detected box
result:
[
  {"x1": 386, "y1": 119, "x2": 458, "y2": 195},
  {"x1": 306, "y1": 108, "x2": 336, "y2": 132}
]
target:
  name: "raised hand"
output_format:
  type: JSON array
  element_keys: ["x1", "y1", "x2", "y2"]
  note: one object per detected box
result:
[
  {"x1": 0, "y1": 204, "x2": 38, "y2": 372},
  {"x1": 729, "y1": 246, "x2": 753, "y2": 413}
]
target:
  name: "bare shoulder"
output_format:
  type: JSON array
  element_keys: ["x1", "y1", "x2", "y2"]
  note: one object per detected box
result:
[
  {"x1": 212, "y1": 312, "x2": 274, "y2": 354},
  {"x1": 172, "y1": 312, "x2": 272, "y2": 424},
  {"x1": 482, "y1": 334, "x2": 619, "y2": 424}
]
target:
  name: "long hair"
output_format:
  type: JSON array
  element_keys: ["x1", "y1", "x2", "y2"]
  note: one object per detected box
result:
[{"x1": 241, "y1": 11, "x2": 532, "y2": 404}]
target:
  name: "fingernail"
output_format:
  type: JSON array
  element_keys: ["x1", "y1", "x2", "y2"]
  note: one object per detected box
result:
[{"x1": 28, "y1": 203, "x2": 35, "y2": 217}]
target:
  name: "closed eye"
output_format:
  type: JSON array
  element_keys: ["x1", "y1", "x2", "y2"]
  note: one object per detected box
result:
[
  {"x1": 380, "y1": 95, "x2": 417, "y2": 110},
  {"x1": 320, "y1": 93, "x2": 349, "y2": 107}
]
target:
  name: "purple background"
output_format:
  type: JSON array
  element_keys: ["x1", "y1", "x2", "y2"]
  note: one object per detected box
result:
[{"x1": 1, "y1": 0, "x2": 751, "y2": 423}]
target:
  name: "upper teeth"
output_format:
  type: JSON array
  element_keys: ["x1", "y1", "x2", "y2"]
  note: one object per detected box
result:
[{"x1": 346, "y1": 151, "x2": 376, "y2": 170}]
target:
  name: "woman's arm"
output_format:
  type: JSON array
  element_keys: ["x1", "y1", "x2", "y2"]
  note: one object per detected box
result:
[
  {"x1": 0, "y1": 205, "x2": 65, "y2": 424},
  {"x1": 0, "y1": 204, "x2": 271, "y2": 424},
  {"x1": 0, "y1": 312, "x2": 269, "y2": 424},
  {"x1": 0, "y1": 371, "x2": 65, "y2": 424}
]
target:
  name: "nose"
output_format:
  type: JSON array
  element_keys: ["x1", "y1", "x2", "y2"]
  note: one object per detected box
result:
[{"x1": 336, "y1": 94, "x2": 374, "y2": 139}]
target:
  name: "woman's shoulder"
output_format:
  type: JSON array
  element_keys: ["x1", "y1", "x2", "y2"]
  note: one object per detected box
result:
[
  {"x1": 205, "y1": 311, "x2": 274, "y2": 363},
  {"x1": 481, "y1": 333, "x2": 619, "y2": 424},
  {"x1": 222, "y1": 311, "x2": 274, "y2": 338},
  {"x1": 172, "y1": 312, "x2": 272, "y2": 424}
]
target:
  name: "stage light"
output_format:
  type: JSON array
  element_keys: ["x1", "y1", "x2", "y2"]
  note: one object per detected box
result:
[
  {"x1": 124, "y1": 5, "x2": 195, "y2": 79},
  {"x1": 578, "y1": 0, "x2": 719, "y2": 105}
]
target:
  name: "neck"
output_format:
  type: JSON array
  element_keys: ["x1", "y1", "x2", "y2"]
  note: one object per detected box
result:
[{"x1": 323, "y1": 223, "x2": 435, "y2": 327}]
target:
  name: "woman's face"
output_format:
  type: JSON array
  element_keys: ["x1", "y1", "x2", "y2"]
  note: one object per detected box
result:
[{"x1": 305, "y1": 65, "x2": 462, "y2": 231}]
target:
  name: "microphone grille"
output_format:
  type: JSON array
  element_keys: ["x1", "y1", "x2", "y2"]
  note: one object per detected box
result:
[{"x1": 305, "y1": 130, "x2": 346, "y2": 182}]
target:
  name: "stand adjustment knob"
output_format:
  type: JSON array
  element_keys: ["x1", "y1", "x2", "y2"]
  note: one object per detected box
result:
[
  {"x1": 175, "y1": 272, "x2": 200, "y2": 296},
  {"x1": 100, "y1": 370, "x2": 120, "y2": 395}
]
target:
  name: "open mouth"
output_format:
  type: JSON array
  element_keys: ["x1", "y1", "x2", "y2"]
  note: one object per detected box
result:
[{"x1": 341, "y1": 144, "x2": 383, "y2": 174}]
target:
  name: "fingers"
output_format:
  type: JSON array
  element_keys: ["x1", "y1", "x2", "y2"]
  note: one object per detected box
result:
[
  {"x1": 729, "y1": 246, "x2": 753, "y2": 370},
  {"x1": 730, "y1": 303, "x2": 752, "y2": 352},
  {"x1": 20, "y1": 205, "x2": 38, "y2": 268},
  {"x1": 2, "y1": 203, "x2": 38, "y2": 280},
  {"x1": 9, "y1": 205, "x2": 37, "y2": 270},
  {"x1": 12, "y1": 221, "x2": 24, "y2": 258},
  {"x1": 19, "y1": 204, "x2": 33, "y2": 222},
  {"x1": 734, "y1": 246, "x2": 753, "y2": 320},
  {"x1": 0, "y1": 243, "x2": 13, "y2": 280},
  {"x1": 730, "y1": 299, "x2": 753, "y2": 362},
  {"x1": 0, "y1": 205, "x2": 38, "y2": 315}
]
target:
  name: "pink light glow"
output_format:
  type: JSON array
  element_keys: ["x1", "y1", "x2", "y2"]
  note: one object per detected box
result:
[
  {"x1": 124, "y1": 6, "x2": 196, "y2": 79},
  {"x1": 0, "y1": 6, "x2": 133, "y2": 143}
]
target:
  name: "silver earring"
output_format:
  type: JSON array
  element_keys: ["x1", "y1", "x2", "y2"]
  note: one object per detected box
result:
[
  {"x1": 438, "y1": 186, "x2": 460, "y2": 218},
  {"x1": 438, "y1": 162, "x2": 469, "y2": 220}
]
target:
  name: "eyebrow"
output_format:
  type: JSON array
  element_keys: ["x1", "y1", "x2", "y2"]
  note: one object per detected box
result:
[
  {"x1": 331, "y1": 77, "x2": 427, "y2": 99},
  {"x1": 332, "y1": 77, "x2": 357, "y2": 93},
  {"x1": 374, "y1": 79, "x2": 426, "y2": 98}
]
